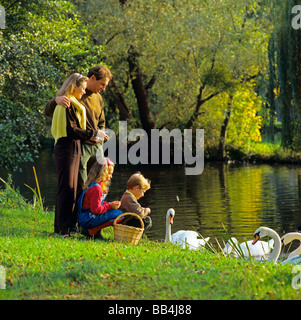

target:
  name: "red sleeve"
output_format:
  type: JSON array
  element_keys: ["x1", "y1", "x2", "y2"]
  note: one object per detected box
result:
[{"x1": 83, "y1": 184, "x2": 111, "y2": 214}]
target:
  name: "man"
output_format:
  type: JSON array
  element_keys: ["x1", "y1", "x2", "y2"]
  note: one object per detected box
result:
[{"x1": 44, "y1": 65, "x2": 112, "y2": 194}]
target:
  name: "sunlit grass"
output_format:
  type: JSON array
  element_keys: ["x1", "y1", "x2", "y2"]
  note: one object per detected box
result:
[
  {"x1": 228, "y1": 139, "x2": 301, "y2": 163},
  {"x1": 247, "y1": 141, "x2": 281, "y2": 155}
]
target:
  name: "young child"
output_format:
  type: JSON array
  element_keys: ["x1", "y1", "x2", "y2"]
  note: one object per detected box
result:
[
  {"x1": 77, "y1": 158, "x2": 122, "y2": 236},
  {"x1": 119, "y1": 172, "x2": 152, "y2": 233}
]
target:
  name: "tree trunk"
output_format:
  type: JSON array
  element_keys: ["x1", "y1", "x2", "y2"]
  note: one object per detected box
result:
[
  {"x1": 217, "y1": 95, "x2": 233, "y2": 160},
  {"x1": 266, "y1": 36, "x2": 276, "y2": 143},
  {"x1": 186, "y1": 85, "x2": 205, "y2": 129},
  {"x1": 107, "y1": 78, "x2": 132, "y2": 121},
  {"x1": 127, "y1": 45, "x2": 155, "y2": 134},
  {"x1": 186, "y1": 84, "x2": 221, "y2": 129}
]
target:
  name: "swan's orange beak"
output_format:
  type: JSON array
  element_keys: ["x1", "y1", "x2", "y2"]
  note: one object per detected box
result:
[
  {"x1": 252, "y1": 234, "x2": 260, "y2": 245},
  {"x1": 169, "y1": 216, "x2": 174, "y2": 225}
]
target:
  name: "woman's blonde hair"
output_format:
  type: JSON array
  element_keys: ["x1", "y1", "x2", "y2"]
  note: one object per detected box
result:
[
  {"x1": 127, "y1": 172, "x2": 151, "y2": 191},
  {"x1": 83, "y1": 158, "x2": 115, "y2": 193},
  {"x1": 56, "y1": 73, "x2": 89, "y2": 97}
]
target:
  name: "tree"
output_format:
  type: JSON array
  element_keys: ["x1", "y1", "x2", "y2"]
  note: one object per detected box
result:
[
  {"x1": 127, "y1": 45, "x2": 155, "y2": 135},
  {"x1": 267, "y1": 0, "x2": 301, "y2": 150},
  {"x1": 218, "y1": 95, "x2": 233, "y2": 160},
  {"x1": 174, "y1": 1, "x2": 271, "y2": 159},
  {"x1": 73, "y1": 0, "x2": 270, "y2": 134},
  {"x1": 72, "y1": 0, "x2": 172, "y2": 132},
  {"x1": 0, "y1": 0, "x2": 106, "y2": 171}
]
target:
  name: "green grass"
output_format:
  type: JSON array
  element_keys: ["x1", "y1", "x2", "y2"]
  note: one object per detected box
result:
[
  {"x1": 227, "y1": 140, "x2": 301, "y2": 164},
  {"x1": 0, "y1": 185, "x2": 300, "y2": 300}
]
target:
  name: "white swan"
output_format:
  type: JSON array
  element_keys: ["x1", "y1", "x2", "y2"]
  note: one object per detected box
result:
[
  {"x1": 252, "y1": 227, "x2": 282, "y2": 264},
  {"x1": 165, "y1": 208, "x2": 210, "y2": 251},
  {"x1": 280, "y1": 232, "x2": 301, "y2": 265},
  {"x1": 224, "y1": 237, "x2": 274, "y2": 260}
]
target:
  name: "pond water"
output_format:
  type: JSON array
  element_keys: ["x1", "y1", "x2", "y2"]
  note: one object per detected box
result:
[{"x1": 2, "y1": 148, "x2": 301, "y2": 245}]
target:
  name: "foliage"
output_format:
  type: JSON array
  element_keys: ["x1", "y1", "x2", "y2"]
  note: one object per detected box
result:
[
  {"x1": 72, "y1": 0, "x2": 272, "y2": 148},
  {"x1": 0, "y1": 0, "x2": 106, "y2": 171},
  {"x1": 1, "y1": 0, "x2": 293, "y2": 169},
  {"x1": 227, "y1": 84, "x2": 263, "y2": 147},
  {"x1": 0, "y1": 97, "x2": 44, "y2": 171},
  {"x1": 0, "y1": 175, "x2": 27, "y2": 210}
]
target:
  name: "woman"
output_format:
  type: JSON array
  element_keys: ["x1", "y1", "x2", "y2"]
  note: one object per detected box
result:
[{"x1": 51, "y1": 73, "x2": 108, "y2": 236}]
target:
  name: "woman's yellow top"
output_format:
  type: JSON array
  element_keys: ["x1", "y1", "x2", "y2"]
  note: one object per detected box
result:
[{"x1": 51, "y1": 95, "x2": 86, "y2": 144}]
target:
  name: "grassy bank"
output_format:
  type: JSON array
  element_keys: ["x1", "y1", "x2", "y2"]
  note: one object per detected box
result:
[
  {"x1": 0, "y1": 183, "x2": 300, "y2": 300},
  {"x1": 206, "y1": 140, "x2": 301, "y2": 164},
  {"x1": 239, "y1": 141, "x2": 301, "y2": 164}
]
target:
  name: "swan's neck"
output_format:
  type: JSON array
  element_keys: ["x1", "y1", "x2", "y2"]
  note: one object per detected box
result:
[
  {"x1": 165, "y1": 217, "x2": 171, "y2": 242},
  {"x1": 288, "y1": 246, "x2": 301, "y2": 259},
  {"x1": 267, "y1": 231, "x2": 281, "y2": 263},
  {"x1": 286, "y1": 233, "x2": 301, "y2": 259}
]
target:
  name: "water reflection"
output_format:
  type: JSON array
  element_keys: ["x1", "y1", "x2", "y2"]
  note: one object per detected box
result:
[{"x1": 1, "y1": 148, "x2": 301, "y2": 243}]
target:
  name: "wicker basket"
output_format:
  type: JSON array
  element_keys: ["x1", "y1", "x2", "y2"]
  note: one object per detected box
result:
[{"x1": 113, "y1": 212, "x2": 144, "y2": 245}]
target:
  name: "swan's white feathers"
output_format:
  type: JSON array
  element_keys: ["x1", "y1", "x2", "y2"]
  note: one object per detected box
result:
[
  {"x1": 165, "y1": 208, "x2": 209, "y2": 250},
  {"x1": 171, "y1": 230, "x2": 209, "y2": 250},
  {"x1": 224, "y1": 237, "x2": 274, "y2": 259}
]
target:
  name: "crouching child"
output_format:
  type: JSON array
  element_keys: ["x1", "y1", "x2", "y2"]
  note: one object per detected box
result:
[{"x1": 119, "y1": 172, "x2": 152, "y2": 234}]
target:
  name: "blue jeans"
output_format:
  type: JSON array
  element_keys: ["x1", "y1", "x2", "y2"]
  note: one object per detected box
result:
[{"x1": 78, "y1": 208, "x2": 122, "y2": 230}]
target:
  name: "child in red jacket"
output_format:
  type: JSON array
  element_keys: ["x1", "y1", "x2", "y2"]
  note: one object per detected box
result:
[{"x1": 77, "y1": 158, "x2": 122, "y2": 235}]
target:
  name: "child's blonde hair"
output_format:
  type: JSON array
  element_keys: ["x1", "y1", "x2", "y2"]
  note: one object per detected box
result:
[
  {"x1": 83, "y1": 158, "x2": 114, "y2": 193},
  {"x1": 127, "y1": 172, "x2": 151, "y2": 191},
  {"x1": 56, "y1": 73, "x2": 89, "y2": 97}
]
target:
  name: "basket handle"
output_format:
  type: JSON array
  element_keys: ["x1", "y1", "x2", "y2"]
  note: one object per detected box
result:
[{"x1": 113, "y1": 212, "x2": 144, "y2": 229}]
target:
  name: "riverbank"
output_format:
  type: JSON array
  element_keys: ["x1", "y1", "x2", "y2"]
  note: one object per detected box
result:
[
  {"x1": 207, "y1": 141, "x2": 301, "y2": 165},
  {"x1": 0, "y1": 186, "x2": 300, "y2": 300}
]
